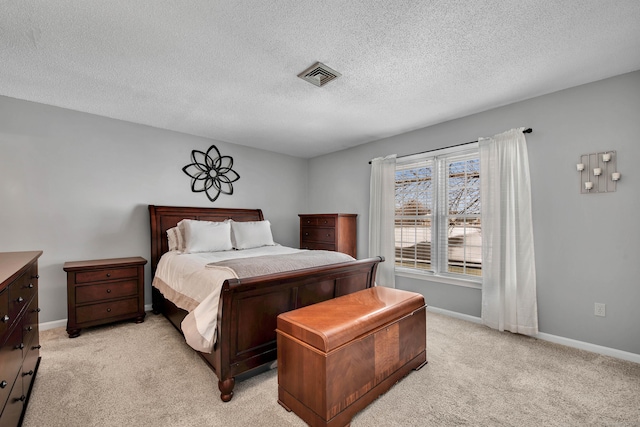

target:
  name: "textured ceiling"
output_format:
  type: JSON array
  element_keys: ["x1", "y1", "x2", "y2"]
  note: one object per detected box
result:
[{"x1": 2, "y1": 1, "x2": 640, "y2": 158}]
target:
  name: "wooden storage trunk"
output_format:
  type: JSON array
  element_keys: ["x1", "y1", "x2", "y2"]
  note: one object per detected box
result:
[{"x1": 276, "y1": 286, "x2": 427, "y2": 427}]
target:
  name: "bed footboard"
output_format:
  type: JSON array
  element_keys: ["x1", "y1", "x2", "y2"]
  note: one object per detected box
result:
[{"x1": 214, "y1": 256, "x2": 382, "y2": 401}]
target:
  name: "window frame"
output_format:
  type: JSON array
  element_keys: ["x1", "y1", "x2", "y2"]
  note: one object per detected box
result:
[{"x1": 394, "y1": 143, "x2": 482, "y2": 288}]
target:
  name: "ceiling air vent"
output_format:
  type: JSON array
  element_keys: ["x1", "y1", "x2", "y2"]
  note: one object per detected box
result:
[{"x1": 298, "y1": 62, "x2": 341, "y2": 87}]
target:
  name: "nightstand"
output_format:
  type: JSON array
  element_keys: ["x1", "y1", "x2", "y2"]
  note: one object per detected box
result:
[{"x1": 64, "y1": 257, "x2": 147, "y2": 338}]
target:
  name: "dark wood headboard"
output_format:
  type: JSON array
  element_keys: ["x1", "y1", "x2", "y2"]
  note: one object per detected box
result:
[{"x1": 148, "y1": 205, "x2": 264, "y2": 275}]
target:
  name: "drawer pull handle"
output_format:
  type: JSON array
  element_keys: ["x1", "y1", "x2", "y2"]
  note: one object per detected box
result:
[
  {"x1": 106, "y1": 273, "x2": 111, "y2": 277},
  {"x1": 2, "y1": 315, "x2": 8, "y2": 323},
  {"x1": 23, "y1": 370, "x2": 34, "y2": 377},
  {"x1": 25, "y1": 326, "x2": 33, "y2": 332},
  {"x1": 106, "y1": 289, "x2": 112, "y2": 293},
  {"x1": 17, "y1": 297, "x2": 24, "y2": 303},
  {"x1": 16, "y1": 343, "x2": 25, "y2": 350},
  {"x1": 33, "y1": 345, "x2": 42, "y2": 350},
  {"x1": 107, "y1": 308, "x2": 112, "y2": 313},
  {"x1": 0, "y1": 381, "x2": 6, "y2": 389}
]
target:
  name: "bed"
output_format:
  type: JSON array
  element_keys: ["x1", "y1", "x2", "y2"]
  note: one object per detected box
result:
[{"x1": 148, "y1": 205, "x2": 383, "y2": 402}]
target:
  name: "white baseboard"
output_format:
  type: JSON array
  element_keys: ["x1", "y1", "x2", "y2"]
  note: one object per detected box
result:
[
  {"x1": 427, "y1": 306, "x2": 640, "y2": 364},
  {"x1": 39, "y1": 304, "x2": 154, "y2": 332},
  {"x1": 39, "y1": 318, "x2": 67, "y2": 331},
  {"x1": 427, "y1": 306, "x2": 483, "y2": 324}
]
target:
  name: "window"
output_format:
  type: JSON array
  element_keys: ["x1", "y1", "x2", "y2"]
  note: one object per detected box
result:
[{"x1": 394, "y1": 145, "x2": 482, "y2": 281}]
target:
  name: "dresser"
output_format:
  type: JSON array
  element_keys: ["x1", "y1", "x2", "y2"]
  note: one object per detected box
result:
[
  {"x1": 299, "y1": 214, "x2": 357, "y2": 258},
  {"x1": 64, "y1": 257, "x2": 147, "y2": 338},
  {"x1": 0, "y1": 251, "x2": 42, "y2": 427}
]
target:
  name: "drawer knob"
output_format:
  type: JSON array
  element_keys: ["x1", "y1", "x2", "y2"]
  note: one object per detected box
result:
[
  {"x1": 305, "y1": 232, "x2": 309, "y2": 236},
  {"x1": 31, "y1": 274, "x2": 39, "y2": 279},
  {"x1": 23, "y1": 370, "x2": 34, "y2": 377},
  {"x1": 107, "y1": 308, "x2": 112, "y2": 313},
  {"x1": 33, "y1": 345, "x2": 42, "y2": 350},
  {"x1": 106, "y1": 289, "x2": 112, "y2": 293},
  {"x1": 16, "y1": 343, "x2": 25, "y2": 350},
  {"x1": 327, "y1": 234, "x2": 331, "y2": 237},
  {"x1": 25, "y1": 326, "x2": 33, "y2": 332},
  {"x1": 0, "y1": 380, "x2": 7, "y2": 389},
  {"x1": 17, "y1": 395, "x2": 26, "y2": 402},
  {"x1": 17, "y1": 296, "x2": 24, "y2": 303},
  {"x1": 27, "y1": 283, "x2": 34, "y2": 289},
  {"x1": 1, "y1": 315, "x2": 8, "y2": 323},
  {"x1": 106, "y1": 273, "x2": 111, "y2": 277},
  {"x1": 35, "y1": 308, "x2": 41, "y2": 313}
]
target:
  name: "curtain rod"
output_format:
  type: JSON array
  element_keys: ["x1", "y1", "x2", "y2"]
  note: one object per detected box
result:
[{"x1": 368, "y1": 128, "x2": 532, "y2": 164}]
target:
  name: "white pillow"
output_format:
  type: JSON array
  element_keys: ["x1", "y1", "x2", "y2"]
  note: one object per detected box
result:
[
  {"x1": 166, "y1": 226, "x2": 185, "y2": 252},
  {"x1": 182, "y1": 219, "x2": 233, "y2": 253},
  {"x1": 230, "y1": 220, "x2": 275, "y2": 250}
]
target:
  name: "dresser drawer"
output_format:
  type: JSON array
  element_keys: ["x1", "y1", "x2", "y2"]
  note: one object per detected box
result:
[
  {"x1": 75, "y1": 267, "x2": 138, "y2": 284},
  {"x1": 0, "y1": 375, "x2": 24, "y2": 427},
  {"x1": 300, "y1": 216, "x2": 336, "y2": 227},
  {"x1": 301, "y1": 242, "x2": 336, "y2": 251},
  {"x1": 300, "y1": 217, "x2": 318, "y2": 226},
  {"x1": 0, "y1": 289, "x2": 8, "y2": 338},
  {"x1": 76, "y1": 297, "x2": 139, "y2": 324},
  {"x1": 22, "y1": 344, "x2": 39, "y2": 396},
  {"x1": 8, "y1": 277, "x2": 34, "y2": 325},
  {"x1": 75, "y1": 279, "x2": 138, "y2": 304},
  {"x1": 301, "y1": 227, "x2": 335, "y2": 243},
  {"x1": 0, "y1": 325, "x2": 23, "y2": 409},
  {"x1": 22, "y1": 298, "x2": 39, "y2": 351}
]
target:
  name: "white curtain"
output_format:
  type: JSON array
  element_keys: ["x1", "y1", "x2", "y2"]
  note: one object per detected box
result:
[
  {"x1": 369, "y1": 154, "x2": 397, "y2": 288},
  {"x1": 479, "y1": 128, "x2": 538, "y2": 336}
]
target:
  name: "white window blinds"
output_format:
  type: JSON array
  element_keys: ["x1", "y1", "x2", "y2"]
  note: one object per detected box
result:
[{"x1": 395, "y1": 147, "x2": 482, "y2": 280}]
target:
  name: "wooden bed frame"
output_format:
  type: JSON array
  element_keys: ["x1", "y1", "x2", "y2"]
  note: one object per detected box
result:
[{"x1": 148, "y1": 205, "x2": 382, "y2": 402}]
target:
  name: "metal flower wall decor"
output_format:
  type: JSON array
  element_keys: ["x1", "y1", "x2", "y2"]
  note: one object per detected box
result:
[{"x1": 182, "y1": 145, "x2": 240, "y2": 202}]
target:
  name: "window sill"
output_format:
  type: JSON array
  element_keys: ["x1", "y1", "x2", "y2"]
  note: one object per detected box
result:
[{"x1": 395, "y1": 268, "x2": 482, "y2": 289}]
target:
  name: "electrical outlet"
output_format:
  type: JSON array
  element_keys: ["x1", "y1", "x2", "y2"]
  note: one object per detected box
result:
[{"x1": 594, "y1": 303, "x2": 606, "y2": 317}]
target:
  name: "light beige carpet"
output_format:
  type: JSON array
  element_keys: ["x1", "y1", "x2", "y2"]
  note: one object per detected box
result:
[{"x1": 23, "y1": 312, "x2": 640, "y2": 426}]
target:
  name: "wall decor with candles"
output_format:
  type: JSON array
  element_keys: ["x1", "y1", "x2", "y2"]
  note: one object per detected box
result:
[{"x1": 577, "y1": 151, "x2": 620, "y2": 194}]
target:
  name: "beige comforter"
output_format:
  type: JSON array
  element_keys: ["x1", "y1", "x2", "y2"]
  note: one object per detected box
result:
[{"x1": 153, "y1": 247, "x2": 354, "y2": 353}]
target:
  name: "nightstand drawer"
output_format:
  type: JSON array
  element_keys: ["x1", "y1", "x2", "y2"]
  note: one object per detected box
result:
[
  {"x1": 76, "y1": 297, "x2": 139, "y2": 324},
  {"x1": 75, "y1": 279, "x2": 138, "y2": 304},
  {"x1": 75, "y1": 267, "x2": 138, "y2": 284}
]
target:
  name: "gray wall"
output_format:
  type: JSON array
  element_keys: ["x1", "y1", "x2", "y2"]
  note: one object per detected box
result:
[
  {"x1": 307, "y1": 71, "x2": 640, "y2": 355},
  {"x1": 2, "y1": 71, "x2": 638, "y2": 356},
  {"x1": 0, "y1": 96, "x2": 308, "y2": 323}
]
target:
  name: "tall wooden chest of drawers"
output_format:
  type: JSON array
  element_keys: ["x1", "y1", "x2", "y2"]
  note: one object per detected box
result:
[
  {"x1": 0, "y1": 251, "x2": 42, "y2": 427},
  {"x1": 299, "y1": 214, "x2": 357, "y2": 258},
  {"x1": 64, "y1": 257, "x2": 146, "y2": 338}
]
